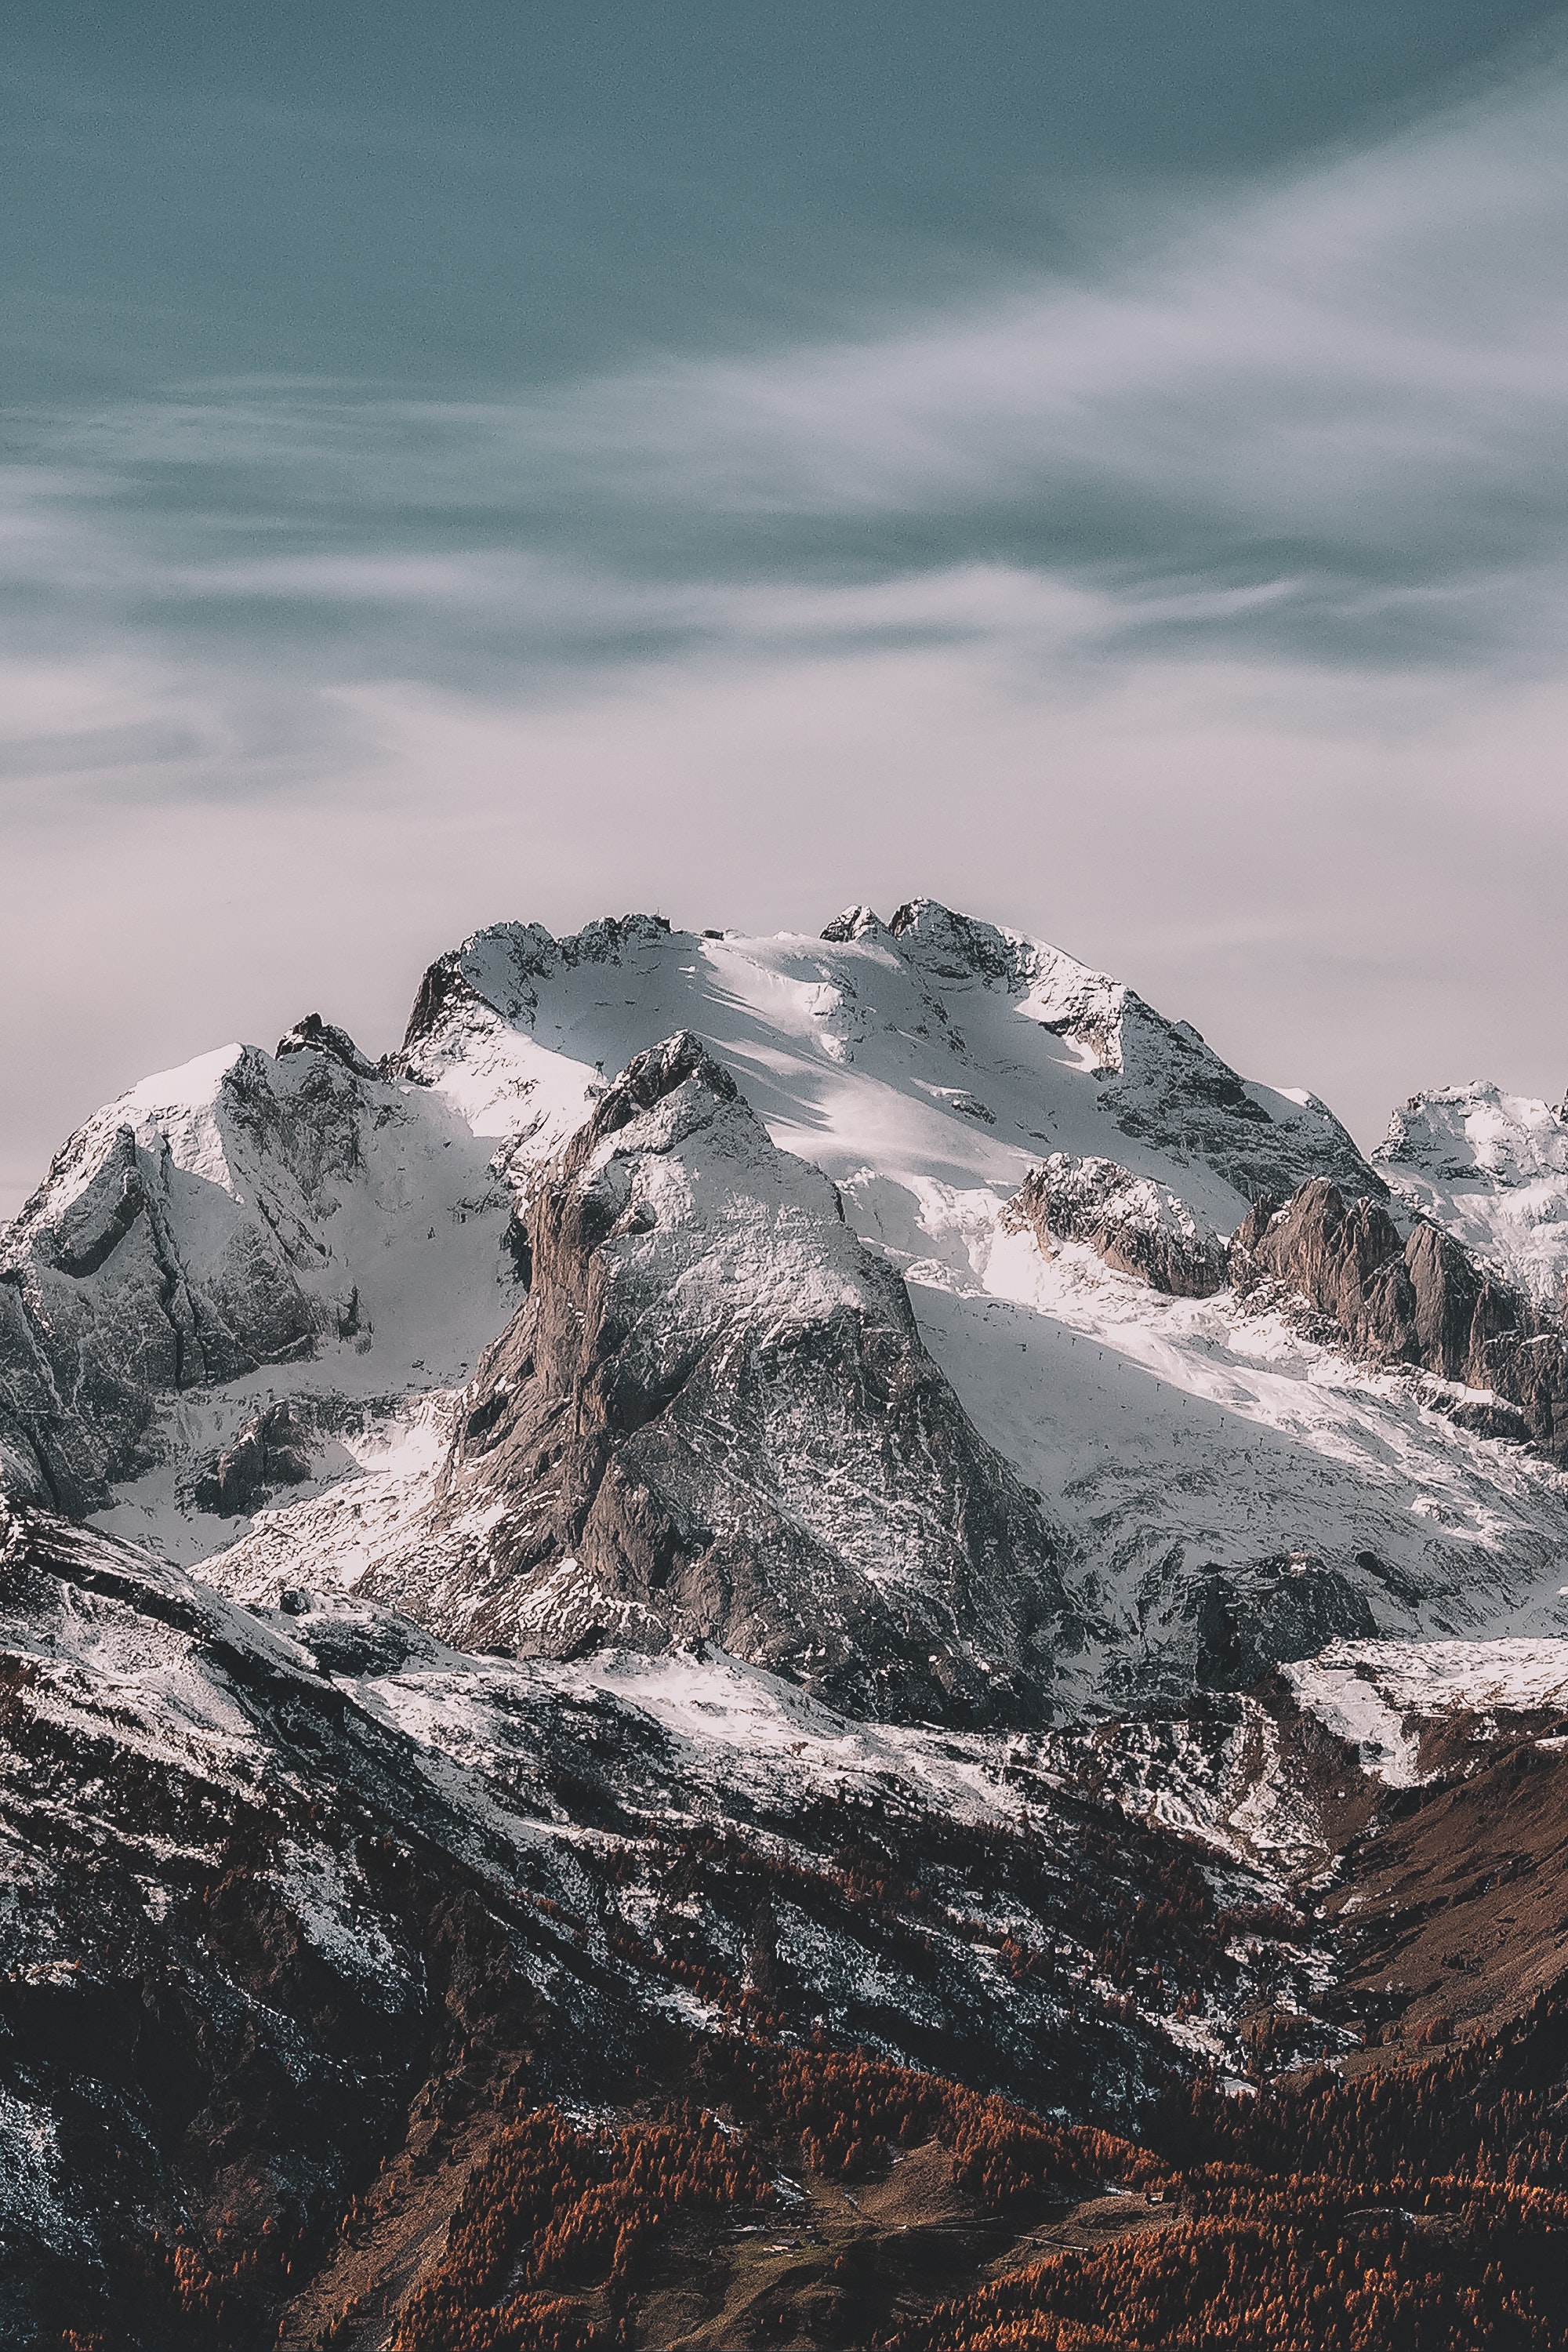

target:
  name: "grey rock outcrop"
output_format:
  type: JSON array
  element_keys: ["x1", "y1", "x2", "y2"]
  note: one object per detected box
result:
[
  {"x1": 365, "y1": 1033, "x2": 1076, "y2": 1726},
  {"x1": 1232, "y1": 1177, "x2": 1568, "y2": 1461},
  {"x1": 191, "y1": 1403, "x2": 314, "y2": 1516},
  {"x1": 1002, "y1": 1153, "x2": 1228, "y2": 1298}
]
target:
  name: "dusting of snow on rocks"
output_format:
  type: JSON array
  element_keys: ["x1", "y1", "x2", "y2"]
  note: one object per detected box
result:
[{"x1": 1287, "y1": 1635, "x2": 1568, "y2": 1784}]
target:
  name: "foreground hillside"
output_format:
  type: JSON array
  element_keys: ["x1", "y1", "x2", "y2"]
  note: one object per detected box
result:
[
  {"x1": 6, "y1": 1498, "x2": 1568, "y2": 2350},
  {"x1": 2, "y1": 898, "x2": 1568, "y2": 2347}
]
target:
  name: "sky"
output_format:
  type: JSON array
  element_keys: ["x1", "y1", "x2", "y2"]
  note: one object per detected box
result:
[{"x1": 4, "y1": 1, "x2": 1568, "y2": 1214}]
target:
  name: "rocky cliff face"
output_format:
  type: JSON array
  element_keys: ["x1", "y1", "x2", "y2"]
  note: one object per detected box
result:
[
  {"x1": 361, "y1": 1033, "x2": 1075, "y2": 1726},
  {"x1": 1000, "y1": 1154, "x2": 1228, "y2": 1298},
  {"x1": 1232, "y1": 1177, "x2": 1568, "y2": 1460}
]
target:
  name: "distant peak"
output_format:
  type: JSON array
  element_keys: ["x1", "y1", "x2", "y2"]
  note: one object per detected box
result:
[
  {"x1": 1377, "y1": 1081, "x2": 1568, "y2": 1185},
  {"x1": 820, "y1": 904, "x2": 887, "y2": 942},
  {"x1": 275, "y1": 1013, "x2": 377, "y2": 1080},
  {"x1": 887, "y1": 898, "x2": 1023, "y2": 983}
]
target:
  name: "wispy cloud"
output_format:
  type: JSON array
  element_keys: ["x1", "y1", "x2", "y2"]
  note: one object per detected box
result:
[{"x1": 4, "y1": 52, "x2": 1568, "y2": 1208}]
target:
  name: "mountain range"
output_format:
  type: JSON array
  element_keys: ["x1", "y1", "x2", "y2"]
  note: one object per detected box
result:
[{"x1": 3, "y1": 900, "x2": 1568, "y2": 2350}]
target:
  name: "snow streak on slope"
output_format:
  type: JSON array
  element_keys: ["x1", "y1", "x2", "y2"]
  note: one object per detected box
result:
[{"x1": 1287, "y1": 1635, "x2": 1568, "y2": 1785}]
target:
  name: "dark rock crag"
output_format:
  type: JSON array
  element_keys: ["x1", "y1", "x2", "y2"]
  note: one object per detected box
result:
[{"x1": 191, "y1": 1402, "x2": 314, "y2": 1516}]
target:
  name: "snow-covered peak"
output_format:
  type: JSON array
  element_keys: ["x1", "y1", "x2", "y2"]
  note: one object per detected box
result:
[
  {"x1": 0, "y1": 1027, "x2": 516, "y2": 1522},
  {"x1": 552, "y1": 1029, "x2": 873, "y2": 1351},
  {"x1": 11, "y1": 894, "x2": 1534, "y2": 1724},
  {"x1": 1377, "y1": 1083, "x2": 1568, "y2": 1309},
  {"x1": 819, "y1": 902, "x2": 890, "y2": 942},
  {"x1": 20, "y1": 1041, "x2": 249, "y2": 1221},
  {"x1": 1380, "y1": 1083, "x2": 1568, "y2": 1189},
  {"x1": 339, "y1": 1028, "x2": 1072, "y2": 1722},
  {"x1": 394, "y1": 899, "x2": 1377, "y2": 1284}
]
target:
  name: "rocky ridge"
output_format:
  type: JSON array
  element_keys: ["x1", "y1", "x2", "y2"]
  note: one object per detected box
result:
[
  {"x1": 1000, "y1": 1155, "x2": 1228, "y2": 1298},
  {"x1": 1232, "y1": 1176, "x2": 1568, "y2": 1461},
  {"x1": 354, "y1": 1031, "x2": 1074, "y2": 1724}
]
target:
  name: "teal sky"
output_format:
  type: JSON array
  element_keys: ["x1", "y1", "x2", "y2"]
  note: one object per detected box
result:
[{"x1": 5, "y1": 3, "x2": 1568, "y2": 1210}]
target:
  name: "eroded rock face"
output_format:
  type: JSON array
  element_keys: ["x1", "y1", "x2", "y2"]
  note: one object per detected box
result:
[
  {"x1": 1002, "y1": 1154, "x2": 1228, "y2": 1298},
  {"x1": 1232, "y1": 1178, "x2": 1568, "y2": 1461},
  {"x1": 366, "y1": 1033, "x2": 1075, "y2": 1726},
  {"x1": 0, "y1": 1112, "x2": 314, "y2": 1512},
  {"x1": 191, "y1": 1403, "x2": 314, "y2": 1516}
]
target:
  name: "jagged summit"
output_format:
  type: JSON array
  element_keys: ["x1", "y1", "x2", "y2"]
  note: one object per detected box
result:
[
  {"x1": 275, "y1": 1009, "x2": 379, "y2": 1078},
  {"x1": 400, "y1": 912, "x2": 673, "y2": 1054}
]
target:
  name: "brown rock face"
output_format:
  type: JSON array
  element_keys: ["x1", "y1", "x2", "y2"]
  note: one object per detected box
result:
[
  {"x1": 370, "y1": 1033, "x2": 1075, "y2": 1726},
  {"x1": 1232, "y1": 1178, "x2": 1568, "y2": 1461}
]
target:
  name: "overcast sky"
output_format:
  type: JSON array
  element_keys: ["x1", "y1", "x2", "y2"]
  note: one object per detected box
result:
[{"x1": 4, "y1": 2, "x2": 1567, "y2": 1213}]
